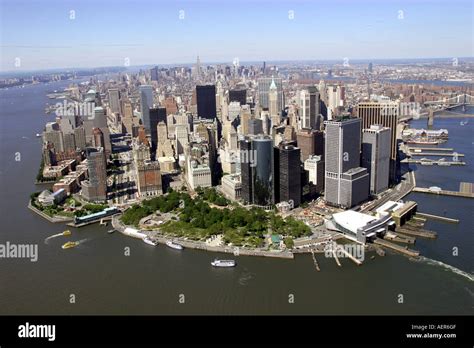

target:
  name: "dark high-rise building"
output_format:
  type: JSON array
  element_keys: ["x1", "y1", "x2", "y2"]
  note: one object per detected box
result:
[
  {"x1": 239, "y1": 135, "x2": 274, "y2": 206},
  {"x1": 277, "y1": 143, "x2": 302, "y2": 207},
  {"x1": 150, "y1": 66, "x2": 159, "y2": 81},
  {"x1": 149, "y1": 107, "x2": 167, "y2": 152},
  {"x1": 229, "y1": 88, "x2": 247, "y2": 105},
  {"x1": 252, "y1": 136, "x2": 273, "y2": 206},
  {"x1": 240, "y1": 138, "x2": 253, "y2": 203},
  {"x1": 196, "y1": 85, "x2": 217, "y2": 119}
]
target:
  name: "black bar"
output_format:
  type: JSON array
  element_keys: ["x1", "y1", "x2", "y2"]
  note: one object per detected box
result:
[{"x1": 0, "y1": 315, "x2": 472, "y2": 346}]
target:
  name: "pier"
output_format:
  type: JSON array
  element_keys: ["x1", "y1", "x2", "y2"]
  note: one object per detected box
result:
[
  {"x1": 409, "y1": 152, "x2": 464, "y2": 157},
  {"x1": 413, "y1": 187, "x2": 474, "y2": 199},
  {"x1": 407, "y1": 147, "x2": 453, "y2": 152},
  {"x1": 335, "y1": 245, "x2": 362, "y2": 266},
  {"x1": 373, "y1": 238, "x2": 420, "y2": 257},
  {"x1": 401, "y1": 159, "x2": 466, "y2": 165},
  {"x1": 395, "y1": 226, "x2": 437, "y2": 239},
  {"x1": 416, "y1": 212, "x2": 460, "y2": 223},
  {"x1": 331, "y1": 247, "x2": 342, "y2": 267},
  {"x1": 311, "y1": 250, "x2": 320, "y2": 271}
]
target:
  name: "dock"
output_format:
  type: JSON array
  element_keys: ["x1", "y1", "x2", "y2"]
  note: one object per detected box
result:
[
  {"x1": 331, "y1": 247, "x2": 342, "y2": 267},
  {"x1": 413, "y1": 187, "x2": 474, "y2": 199},
  {"x1": 409, "y1": 152, "x2": 464, "y2": 157},
  {"x1": 416, "y1": 212, "x2": 460, "y2": 223},
  {"x1": 373, "y1": 238, "x2": 420, "y2": 257},
  {"x1": 395, "y1": 226, "x2": 437, "y2": 239},
  {"x1": 407, "y1": 147, "x2": 453, "y2": 151},
  {"x1": 384, "y1": 232, "x2": 416, "y2": 244},
  {"x1": 311, "y1": 250, "x2": 320, "y2": 271},
  {"x1": 335, "y1": 246, "x2": 362, "y2": 266}
]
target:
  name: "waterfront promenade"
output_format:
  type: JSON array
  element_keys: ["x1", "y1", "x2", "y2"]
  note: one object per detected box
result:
[{"x1": 111, "y1": 215, "x2": 295, "y2": 259}]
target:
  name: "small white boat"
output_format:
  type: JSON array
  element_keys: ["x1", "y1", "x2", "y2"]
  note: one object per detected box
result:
[
  {"x1": 143, "y1": 237, "x2": 158, "y2": 246},
  {"x1": 166, "y1": 240, "x2": 183, "y2": 250},
  {"x1": 211, "y1": 259, "x2": 236, "y2": 268},
  {"x1": 36, "y1": 133, "x2": 41, "y2": 137}
]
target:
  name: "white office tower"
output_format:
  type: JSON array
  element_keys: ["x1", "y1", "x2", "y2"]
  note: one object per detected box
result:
[
  {"x1": 326, "y1": 84, "x2": 344, "y2": 120},
  {"x1": 304, "y1": 155, "x2": 325, "y2": 193},
  {"x1": 228, "y1": 101, "x2": 241, "y2": 123},
  {"x1": 362, "y1": 125, "x2": 391, "y2": 195},
  {"x1": 268, "y1": 77, "x2": 280, "y2": 126},
  {"x1": 220, "y1": 123, "x2": 238, "y2": 174},
  {"x1": 324, "y1": 118, "x2": 369, "y2": 208},
  {"x1": 175, "y1": 124, "x2": 189, "y2": 157},
  {"x1": 139, "y1": 85, "x2": 154, "y2": 133},
  {"x1": 299, "y1": 86, "x2": 320, "y2": 130}
]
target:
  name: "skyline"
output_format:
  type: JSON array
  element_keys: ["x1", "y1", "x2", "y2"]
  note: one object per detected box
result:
[{"x1": 1, "y1": 0, "x2": 473, "y2": 72}]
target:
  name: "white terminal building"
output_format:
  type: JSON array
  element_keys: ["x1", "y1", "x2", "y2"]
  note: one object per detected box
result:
[{"x1": 325, "y1": 210, "x2": 394, "y2": 244}]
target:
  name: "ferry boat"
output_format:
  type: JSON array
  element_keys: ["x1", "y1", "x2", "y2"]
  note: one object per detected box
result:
[
  {"x1": 166, "y1": 240, "x2": 183, "y2": 250},
  {"x1": 143, "y1": 237, "x2": 158, "y2": 246},
  {"x1": 61, "y1": 241, "x2": 78, "y2": 249},
  {"x1": 211, "y1": 259, "x2": 236, "y2": 268}
]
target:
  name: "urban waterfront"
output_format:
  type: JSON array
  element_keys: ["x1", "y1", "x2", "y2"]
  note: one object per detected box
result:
[{"x1": 0, "y1": 80, "x2": 472, "y2": 315}]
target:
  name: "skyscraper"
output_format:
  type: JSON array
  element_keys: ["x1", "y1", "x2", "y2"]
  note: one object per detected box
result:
[
  {"x1": 149, "y1": 107, "x2": 167, "y2": 152},
  {"x1": 150, "y1": 66, "x2": 159, "y2": 81},
  {"x1": 296, "y1": 129, "x2": 324, "y2": 162},
  {"x1": 362, "y1": 125, "x2": 391, "y2": 195},
  {"x1": 196, "y1": 85, "x2": 217, "y2": 119},
  {"x1": 229, "y1": 88, "x2": 247, "y2": 105},
  {"x1": 357, "y1": 101, "x2": 399, "y2": 183},
  {"x1": 268, "y1": 78, "x2": 279, "y2": 120},
  {"x1": 81, "y1": 147, "x2": 107, "y2": 202},
  {"x1": 240, "y1": 136, "x2": 274, "y2": 206},
  {"x1": 276, "y1": 143, "x2": 301, "y2": 207},
  {"x1": 139, "y1": 85, "x2": 154, "y2": 132},
  {"x1": 257, "y1": 77, "x2": 283, "y2": 112},
  {"x1": 240, "y1": 138, "x2": 253, "y2": 203},
  {"x1": 299, "y1": 86, "x2": 321, "y2": 130},
  {"x1": 324, "y1": 118, "x2": 369, "y2": 208},
  {"x1": 108, "y1": 88, "x2": 121, "y2": 115}
]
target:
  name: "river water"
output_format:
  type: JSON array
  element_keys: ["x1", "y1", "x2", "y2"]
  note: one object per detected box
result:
[{"x1": 0, "y1": 80, "x2": 472, "y2": 315}]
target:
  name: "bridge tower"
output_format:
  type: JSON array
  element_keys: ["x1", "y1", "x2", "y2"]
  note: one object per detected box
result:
[{"x1": 427, "y1": 109, "x2": 434, "y2": 129}]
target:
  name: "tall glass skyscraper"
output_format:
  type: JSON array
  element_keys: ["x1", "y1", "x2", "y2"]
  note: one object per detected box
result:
[{"x1": 139, "y1": 85, "x2": 154, "y2": 133}]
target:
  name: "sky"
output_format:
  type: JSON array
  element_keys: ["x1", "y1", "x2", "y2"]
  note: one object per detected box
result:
[{"x1": 0, "y1": 0, "x2": 473, "y2": 72}]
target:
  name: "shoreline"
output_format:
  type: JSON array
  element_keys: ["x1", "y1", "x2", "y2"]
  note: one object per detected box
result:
[
  {"x1": 111, "y1": 215, "x2": 296, "y2": 259},
  {"x1": 27, "y1": 201, "x2": 74, "y2": 223}
]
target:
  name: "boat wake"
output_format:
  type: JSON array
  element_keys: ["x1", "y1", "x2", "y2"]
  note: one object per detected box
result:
[
  {"x1": 238, "y1": 270, "x2": 255, "y2": 286},
  {"x1": 44, "y1": 232, "x2": 67, "y2": 244},
  {"x1": 416, "y1": 256, "x2": 473, "y2": 282}
]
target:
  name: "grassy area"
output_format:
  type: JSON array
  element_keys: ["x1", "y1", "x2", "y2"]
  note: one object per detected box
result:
[{"x1": 120, "y1": 188, "x2": 312, "y2": 248}]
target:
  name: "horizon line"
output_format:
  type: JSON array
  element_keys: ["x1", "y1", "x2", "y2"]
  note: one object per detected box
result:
[{"x1": 1, "y1": 56, "x2": 473, "y2": 75}]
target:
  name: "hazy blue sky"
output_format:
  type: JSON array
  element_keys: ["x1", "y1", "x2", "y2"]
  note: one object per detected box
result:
[{"x1": 0, "y1": 0, "x2": 472, "y2": 71}]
